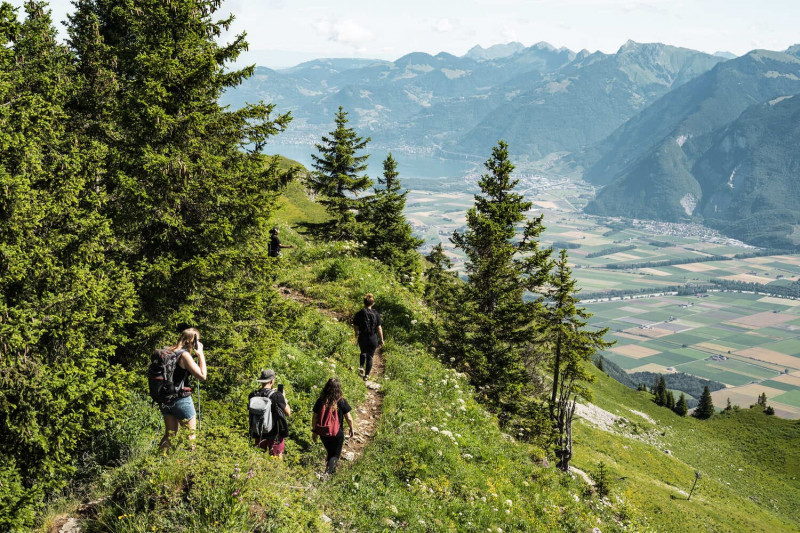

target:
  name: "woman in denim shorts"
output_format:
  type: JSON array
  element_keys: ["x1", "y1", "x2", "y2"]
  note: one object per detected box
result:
[{"x1": 159, "y1": 328, "x2": 207, "y2": 450}]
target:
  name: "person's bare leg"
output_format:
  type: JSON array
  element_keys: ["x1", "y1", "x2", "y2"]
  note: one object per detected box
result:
[
  {"x1": 160, "y1": 415, "x2": 179, "y2": 451},
  {"x1": 181, "y1": 417, "x2": 197, "y2": 449}
]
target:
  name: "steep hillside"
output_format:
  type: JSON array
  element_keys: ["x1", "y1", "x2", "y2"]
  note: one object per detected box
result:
[
  {"x1": 574, "y1": 364, "x2": 800, "y2": 532},
  {"x1": 581, "y1": 48, "x2": 800, "y2": 186},
  {"x1": 584, "y1": 50, "x2": 800, "y2": 247},
  {"x1": 694, "y1": 94, "x2": 800, "y2": 247}
]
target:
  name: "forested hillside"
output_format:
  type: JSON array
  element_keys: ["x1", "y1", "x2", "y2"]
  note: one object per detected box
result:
[{"x1": 3, "y1": 2, "x2": 799, "y2": 533}]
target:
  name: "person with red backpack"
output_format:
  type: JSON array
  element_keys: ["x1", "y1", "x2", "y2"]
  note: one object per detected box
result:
[
  {"x1": 151, "y1": 328, "x2": 207, "y2": 450},
  {"x1": 312, "y1": 378, "x2": 354, "y2": 475},
  {"x1": 353, "y1": 293, "x2": 384, "y2": 380}
]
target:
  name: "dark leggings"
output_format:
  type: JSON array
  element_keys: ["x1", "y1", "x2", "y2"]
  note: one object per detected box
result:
[
  {"x1": 359, "y1": 336, "x2": 379, "y2": 377},
  {"x1": 321, "y1": 433, "x2": 344, "y2": 473}
]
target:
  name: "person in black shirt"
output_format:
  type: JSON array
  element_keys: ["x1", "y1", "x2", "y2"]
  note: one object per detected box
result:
[
  {"x1": 249, "y1": 369, "x2": 291, "y2": 457},
  {"x1": 352, "y1": 293, "x2": 384, "y2": 380},
  {"x1": 268, "y1": 227, "x2": 294, "y2": 258},
  {"x1": 312, "y1": 378, "x2": 354, "y2": 475}
]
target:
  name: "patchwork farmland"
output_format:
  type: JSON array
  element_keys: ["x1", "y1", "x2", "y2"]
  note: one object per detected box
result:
[
  {"x1": 587, "y1": 292, "x2": 800, "y2": 419},
  {"x1": 404, "y1": 181, "x2": 800, "y2": 419}
]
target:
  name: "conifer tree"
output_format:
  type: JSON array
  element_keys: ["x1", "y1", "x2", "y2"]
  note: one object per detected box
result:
[
  {"x1": 449, "y1": 141, "x2": 553, "y2": 430},
  {"x1": 424, "y1": 243, "x2": 460, "y2": 319},
  {"x1": 309, "y1": 106, "x2": 372, "y2": 239},
  {"x1": 675, "y1": 393, "x2": 689, "y2": 416},
  {"x1": 0, "y1": 3, "x2": 135, "y2": 527},
  {"x1": 67, "y1": 0, "x2": 292, "y2": 379},
  {"x1": 757, "y1": 392, "x2": 768, "y2": 408},
  {"x1": 666, "y1": 390, "x2": 675, "y2": 410},
  {"x1": 654, "y1": 375, "x2": 668, "y2": 406},
  {"x1": 545, "y1": 249, "x2": 612, "y2": 470},
  {"x1": 360, "y1": 153, "x2": 423, "y2": 282},
  {"x1": 694, "y1": 385, "x2": 715, "y2": 419}
]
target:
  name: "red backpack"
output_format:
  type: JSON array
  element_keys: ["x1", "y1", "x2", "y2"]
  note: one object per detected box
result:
[{"x1": 313, "y1": 403, "x2": 340, "y2": 437}]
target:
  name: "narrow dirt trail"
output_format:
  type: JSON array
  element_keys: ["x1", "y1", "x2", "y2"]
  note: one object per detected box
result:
[{"x1": 278, "y1": 285, "x2": 385, "y2": 463}]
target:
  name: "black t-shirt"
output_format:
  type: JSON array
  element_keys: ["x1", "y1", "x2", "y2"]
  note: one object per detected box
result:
[
  {"x1": 353, "y1": 308, "x2": 381, "y2": 340},
  {"x1": 268, "y1": 234, "x2": 281, "y2": 257},
  {"x1": 313, "y1": 398, "x2": 351, "y2": 437}
]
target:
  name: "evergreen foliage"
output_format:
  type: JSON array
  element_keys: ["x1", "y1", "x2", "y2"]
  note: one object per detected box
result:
[
  {"x1": 423, "y1": 243, "x2": 460, "y2": 320},
  {"x1": 0, "y1": 4, "x2": 135, "y2": 526},
  {"x1": 694, "y1": 386, "x2": 715, "y2": 419},
  {"x1": 309, "y1": 106, "x2": 372, "y2": 239},
  {"x1": 666, "y1": 390, "x2": 675, "y2": 410},
  {"x1": 674, "y1": 393, "x2": 689, "y2": 416},
  {"x1": 545, "y1": 249, "x2": 612, "y2": 470},
  {"x1": 448, "y1": 141, "x2": 553, "y2": 435},
  {"x1": 359, "y1": 153, "x2": 423, "y2": 282},
  {"x1": 68, "y1": 0, "x2": 294, "y2": 382},
  {"x1": 0, "y1": 0, "x2": 291, "y2": 525}
]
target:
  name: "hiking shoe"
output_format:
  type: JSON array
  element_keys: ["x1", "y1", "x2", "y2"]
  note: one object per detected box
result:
[{"x1": 358, "y1": 367, "x2": 365, "y2": 377}]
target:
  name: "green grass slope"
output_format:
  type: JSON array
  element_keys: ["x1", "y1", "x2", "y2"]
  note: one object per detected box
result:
[
  {"x1": 45, "y1": 184, "x2": 641, "y2": 532},
  {"x1": 573, "y1": 364, "x2": 800, "y2": 532}
]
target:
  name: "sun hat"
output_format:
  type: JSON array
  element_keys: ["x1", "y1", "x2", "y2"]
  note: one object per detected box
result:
[{"x1": 256, "y1": 369, "x2": 276, "y2": 383}]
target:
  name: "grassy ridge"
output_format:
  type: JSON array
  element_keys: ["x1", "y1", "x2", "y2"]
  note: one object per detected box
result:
[{"x1": 573, "y1": 364, "x2": 800, "y2": 532}]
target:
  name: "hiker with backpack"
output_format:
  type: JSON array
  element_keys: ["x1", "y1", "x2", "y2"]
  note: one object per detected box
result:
[
  {"x1": 268, "y1": 227, "x2": 294, "y2": 258},
  {"x1": 353, "y1": 293, "x2": 384, "y2": 380},
  {"x1": 248, "y1": 369, "x2": 291, "y2": 457},
  {"x1": 148, "y1": 328, "x2": 207, "y2": 450},
  {"x1": 312, "y1": 378, "x2": 354, "y2": 475}
]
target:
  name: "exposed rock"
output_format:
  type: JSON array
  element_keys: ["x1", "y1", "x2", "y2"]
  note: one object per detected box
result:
[
  {"x1": 343, "y1": 451, "x2": 355, "y2": 461},
  {"x1": 365, "y1": 380, "x2": 381, "y2": 390}
]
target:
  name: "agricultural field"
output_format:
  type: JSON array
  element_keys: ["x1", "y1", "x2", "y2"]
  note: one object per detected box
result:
[
  {"x1": 403, "y1": 171, "x2": 800, "y2": 419},
  {"x1": 586, "y1": 292, "x2": 800, "y2": 419}
]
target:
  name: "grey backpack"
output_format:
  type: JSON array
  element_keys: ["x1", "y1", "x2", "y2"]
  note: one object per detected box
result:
[{"x1": 249, "y1": 390, "x2": 276, "y2": 438}]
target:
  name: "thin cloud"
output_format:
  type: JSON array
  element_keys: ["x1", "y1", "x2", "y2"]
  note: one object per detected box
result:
[
  {"x1": 313, "y1": 17, "x2": 375, "y2": 48},
  {"x1": 433, "y1": 18, "x2": 456, "y2": 33}
]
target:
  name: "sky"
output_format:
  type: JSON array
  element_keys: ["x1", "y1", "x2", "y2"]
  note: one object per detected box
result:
[{"x1": 10, "y1": 0, "x2": 800, "y2": 68}]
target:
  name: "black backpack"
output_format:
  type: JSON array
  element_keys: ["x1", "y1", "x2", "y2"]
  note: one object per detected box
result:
[
  {"x1": 363, "y1": 308, "x2": 378, "y2": 337},
  {"x1": 147, "y1": 348, "x2": 189, "y2": 405}
]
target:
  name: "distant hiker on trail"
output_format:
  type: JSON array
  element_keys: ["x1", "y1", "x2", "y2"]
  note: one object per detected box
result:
[
  {"x1": 312, "y1": 378, "x2": 354, "y2": 476},
  {"x1": 353, "y1": 293, "x2": 384, "y2": 380},
  {"x1": 148, "y1": 328, "x2": 207, "y2": 450},
  {"x1": 268, "y1": 227, "x2": 294, "y2": 258},
  {"x1": 249, "y1": 369, "x2": 291, "y2": 457}
]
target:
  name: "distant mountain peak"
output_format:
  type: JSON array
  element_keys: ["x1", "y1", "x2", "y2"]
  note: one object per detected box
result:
[
  {"x1": 465, "y1": 42, "x2": 525, "y2": 61},
  {"x1": 787, "y1": 44, "x2": 800, "y2": 57},
  {"x1": 713, "y1": 51, "x2": 737, "y2": 59}
]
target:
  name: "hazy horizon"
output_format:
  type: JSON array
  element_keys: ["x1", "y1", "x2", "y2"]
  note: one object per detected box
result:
[{"x1": 8, "y1": 0, "x2": 800, "y2": 69}]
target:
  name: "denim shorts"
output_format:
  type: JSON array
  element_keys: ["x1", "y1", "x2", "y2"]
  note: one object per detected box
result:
[{"x1": 160, "y1": 395, "x2": 196, "y2": 420}]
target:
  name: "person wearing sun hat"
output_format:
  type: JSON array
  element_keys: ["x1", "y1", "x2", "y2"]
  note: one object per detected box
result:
[{"x1": 249, "y1": 369, "x2": 291, "y2": 457}]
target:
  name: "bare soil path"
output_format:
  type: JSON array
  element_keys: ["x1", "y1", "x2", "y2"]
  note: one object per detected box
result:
[{"x1": 278, "y1": 285, "x2": 385, "y2": 463}]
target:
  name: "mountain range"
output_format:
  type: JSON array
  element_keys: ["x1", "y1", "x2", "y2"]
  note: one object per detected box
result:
[
  {"x1": 584, "y1": 47, "x2": 800, "y2": 247},
  {"x1": 225, "y1": 41, "x2": 800, "y2": 248},
  {"x1": 223, "y1": 41, "x2": 723, "y2": 161}
]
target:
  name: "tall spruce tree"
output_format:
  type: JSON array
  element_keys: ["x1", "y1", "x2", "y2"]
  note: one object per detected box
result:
[
  {"x1": 675, "y1": 393, "x2": 689, "y2": 416},
  {"x1": 67, "y1": 0, "x2": 292, "y2": 384},
  {"x1": 360, "y1": 153, "x2": 422, "y2": 282},
  {"x1": 309, "y1": 106, "x2": 372, "y2": 239},
  {"x1": 545, "y1": 249, "x2": 612, "y2": 470},
  {"x1": 424, "y1": 243, "x2": 460, "y2": 319},
  {"x1": 694, "y1": 385, "x2": 715, "y2": 419},
  {"x1": 449, "y1": 141, "x2": 552, "y2": 430},
  {"x1": 0, "y1": 3, "x2": 135, "y2": 527}
]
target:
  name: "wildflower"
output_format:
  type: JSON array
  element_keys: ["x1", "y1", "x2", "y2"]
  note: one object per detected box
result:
[
  {"x1": 233, "y1": 489, "x2": 240, "y2": 496},
  {"x1": 247, "y1": 469, "x2": 255, "y2": 479},
  {"x1": 430, "y1": 426, "x2": 439, "y2": 433},
  {"x1": 504, "y1": 499, "x2": 513, "y2": 507}
]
